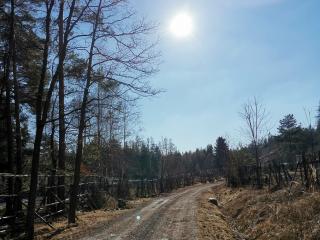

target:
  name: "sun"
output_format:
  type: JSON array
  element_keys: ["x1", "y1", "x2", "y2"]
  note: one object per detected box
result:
[{"x1": 169, "y1": 12, "x2": 194, "y2": 38}]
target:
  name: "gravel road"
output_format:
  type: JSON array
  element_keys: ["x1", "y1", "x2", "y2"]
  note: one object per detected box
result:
[{"x1": 80, "y1": 183, "x2": 217, "y2": 240}]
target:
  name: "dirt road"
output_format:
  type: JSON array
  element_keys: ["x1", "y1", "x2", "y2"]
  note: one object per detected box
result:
[{"x1": 80, "y1": 183, "x2": 217, "y2": 240}]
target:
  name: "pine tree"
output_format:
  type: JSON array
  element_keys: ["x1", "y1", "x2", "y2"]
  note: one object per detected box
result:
[
  {"x1": 214, "y1": 137, "x2": 229, "y2": 175},
  {"x1": 278, "y1": 114, "x2": 298, "y2": 134},
  {"x1": 278, "y1": 114, "x2": 299, "y2": 149}
]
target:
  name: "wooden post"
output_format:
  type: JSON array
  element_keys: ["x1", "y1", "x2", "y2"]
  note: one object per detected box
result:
[
  {"x1": 302, "y1": 152, "x2": 310, "y2": 189},
  {"x1": 282, "y1": 164, "x2": 289, "y2": 185},
  {"x1": 268, "y1": 164, "x2": 272, "y2": 189}
]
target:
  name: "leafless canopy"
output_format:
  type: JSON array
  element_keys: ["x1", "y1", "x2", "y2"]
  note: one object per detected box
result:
[{"x1": 239, "y1": 97, "x2": 269, "y2": 146}]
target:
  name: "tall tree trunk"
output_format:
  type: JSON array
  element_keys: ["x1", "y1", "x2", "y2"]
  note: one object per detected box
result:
[
  {"x1": 10, "y1": 0, "x2": 23, "y2": 215},
  {"x1": 50, "y1": 103, "x2": 57, "y2": 173},
  {"x1": 26, "y1": 0, "x2": 80, "y2": 237},
  {"x1": 97, "y1": 83, "x2": 102, "y2": 175},
  {"x1": 68, "y1": 0, "x2": 102, "y2": 223},
  {"x1": 49, "y1": 96, "x2": 57, "y2": 210},
  {"x1": 58, "y1": 0, "x2": 66, "y2": 210},
  {"x1": 254, "y1": 143, "x2": 262, "y2": 189},
  {"x1": 4, "y1": 53, "x2": 14, "y2": 218},
  {"x1": 26, "y1": 1, "x2": 54, "y2": 238},
  {"x1": 4, "y1": 0, "x2": 17, "y2": 218}
]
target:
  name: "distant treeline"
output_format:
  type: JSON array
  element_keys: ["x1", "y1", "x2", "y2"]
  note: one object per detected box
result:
[{"x1": 224, "y1": 107, "x2": 320, "y2": 188}]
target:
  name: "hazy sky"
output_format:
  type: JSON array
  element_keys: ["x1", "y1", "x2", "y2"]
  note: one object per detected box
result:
[{"x1": 134, "y1": 0, "x2": 320, "y2": 151}]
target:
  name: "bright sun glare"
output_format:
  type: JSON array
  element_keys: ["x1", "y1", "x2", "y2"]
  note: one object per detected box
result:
[{"x1": 169, "y1": 12, "x2": 193, "y2": 38}]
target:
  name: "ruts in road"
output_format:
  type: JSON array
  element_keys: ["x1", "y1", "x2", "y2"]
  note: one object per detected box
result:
[{"x1": 80, "y1": 183, "x2": 218, "y2": 240}]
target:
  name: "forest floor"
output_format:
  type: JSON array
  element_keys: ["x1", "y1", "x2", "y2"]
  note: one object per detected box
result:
[{"x1": 197, "y1": 183, "x2": 320, "y2": 240}]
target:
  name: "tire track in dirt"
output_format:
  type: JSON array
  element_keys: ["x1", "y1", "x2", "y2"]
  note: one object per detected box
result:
[{"x1": 80, "y1": 183, "x2": 218, "y2": 240}]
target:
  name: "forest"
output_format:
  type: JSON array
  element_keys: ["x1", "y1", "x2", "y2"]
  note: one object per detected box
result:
[{"x1": 1, "y1": 0, "x2": 320, "y2": 239}]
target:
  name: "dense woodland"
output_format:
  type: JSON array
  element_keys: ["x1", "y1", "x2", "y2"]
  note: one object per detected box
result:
[{"x1": 0, "y1": 0, "x2": 320, "y2": 239}]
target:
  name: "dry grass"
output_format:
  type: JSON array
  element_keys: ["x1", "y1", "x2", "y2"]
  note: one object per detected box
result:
[
  {"x1": 198, "y1": 183, "x2": 320, "y2": 240},
  {"x1": 34, "y1": 198, "x2": 151, "y2": 240},
  {"x1": 34, "y1": 209, "x2": 130, "y2": 240},
  {"x1": 197, "y1": 187, "x2": 241, "y2": 240}
]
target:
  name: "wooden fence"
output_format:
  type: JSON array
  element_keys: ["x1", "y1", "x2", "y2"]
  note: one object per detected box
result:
[
  {"x1": 0, "y1": 172, "x2": 214, "y2": 238},
  {"x1": 227, "y1": 152, "x2": 320, "y2": 190}
]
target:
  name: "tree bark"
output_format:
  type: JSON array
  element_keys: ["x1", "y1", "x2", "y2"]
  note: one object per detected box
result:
[
  {"x1": 254, "y1": 142, "x2": 262, "y2": 188},
  {"x1": 4, "y1": 0, "x2": 18, "y2": 218},
  {"x1": 58, "y1": 0, "x2": 66, "y2": 210},
  {"x1": 10, "y1": 0, "x2": 23, "y2": 214},
  {"x1": 4, "y1": 53, "x2": 14, "y2": 218},
  {"x1": 68, "y1": 0, "x2": 103, "y2": 223},
  {"x1": 49, "y1": 96, "x2": 57, "y2": 210},
  {"x1": 26, "y1": 0, "x2": 81, "y2": 237},
  {"x1": 26, "y1": 1, "x2": 54, "y2": 238}
]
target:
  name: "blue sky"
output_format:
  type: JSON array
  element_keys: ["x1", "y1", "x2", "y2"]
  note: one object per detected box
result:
[{"x1": 134, "y1": 0, "x2": 320, "y2": 151}]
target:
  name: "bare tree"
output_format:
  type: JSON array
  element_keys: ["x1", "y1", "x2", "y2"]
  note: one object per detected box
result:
[
  {"x1": 68, "y1": 0, "x2": 104, "y2": 223},
  {"x1": 68, "y1": 0, "x2": 159, "y2": 223},
  {"x1": 26, "y1": 1, "x2": 55, "y2": 237},
  {"x1": 26, "y1": 0, "x2": 90, "y2": 237},
  {"x1": 239, "y1": 97, "x2": 268, "y2": 188}
]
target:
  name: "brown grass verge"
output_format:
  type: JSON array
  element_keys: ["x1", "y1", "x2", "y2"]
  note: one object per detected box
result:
[
  {"x1": 198, "y1": 183, "x2": 320, "y2": 240},
  {"x1": 34, "y1": 198, "x2": 151, "y2": 240}
]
